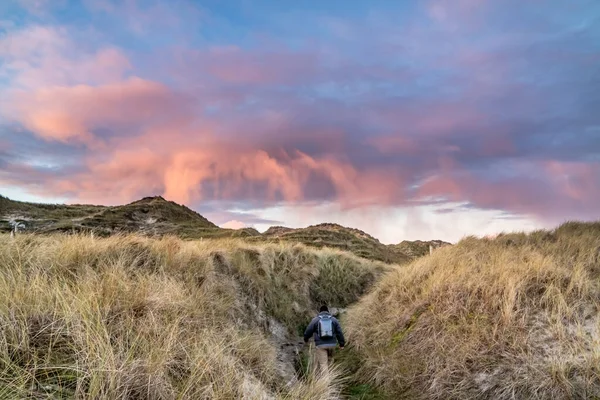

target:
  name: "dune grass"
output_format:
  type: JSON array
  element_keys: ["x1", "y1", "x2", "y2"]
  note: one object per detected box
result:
[
  {"x1": 343, "y1": 221, "x2": 600, "y2": 399},
  {"x1": 0, "y1": 233, "x2": 385, "y2": 399}
]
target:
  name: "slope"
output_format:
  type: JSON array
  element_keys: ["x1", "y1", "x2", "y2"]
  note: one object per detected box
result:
[
  {"x1": 0, "y1": 233, "x2": 388, "y2": 399},
  {"x1": 0, "y1": 195, "x2": 259, "y2": 239},
  {"x1": 1, "y1": 194, "x2": 450, "y2": 265},
  {"x1": 261, "y1": 223, "x2": 400, "y2": 263},
  {"x1": 0, "y1": 194, "x2": 105, "y2": 232},
  {"x1": 388, "y1": 239, "x2": 451, "y2": 259},
  {"x1": 261, "y1": 223, "x2": 449, "y2": 265},
  {"x1": 342, "y1": 221, "x2": 600, "y2": 399}
]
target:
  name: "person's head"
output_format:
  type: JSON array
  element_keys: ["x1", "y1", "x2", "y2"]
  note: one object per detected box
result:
[{"x1": 319, "y1": 305, "x2": 329, "y2": 313}]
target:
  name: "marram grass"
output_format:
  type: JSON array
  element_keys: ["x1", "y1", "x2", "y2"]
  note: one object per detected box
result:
[
  {"x1": 0, "y1": 233, "x2": 385, "y2": 399},
  {"x1": 343, "y1": 221, "x2": 600, "y2": 399}
]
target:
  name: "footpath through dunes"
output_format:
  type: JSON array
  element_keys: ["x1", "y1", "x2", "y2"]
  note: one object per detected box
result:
[
  {"x1": 342, "y1": 221, "x2": 600, "y2": 400},
  {"x1": 0, "y1": 233, "x2": 387, "y2": 399}
]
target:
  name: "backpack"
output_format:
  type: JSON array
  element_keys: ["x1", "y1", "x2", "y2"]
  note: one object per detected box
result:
[{"x1": 317, "y1": 314, "x2": 334, "y2": 339}]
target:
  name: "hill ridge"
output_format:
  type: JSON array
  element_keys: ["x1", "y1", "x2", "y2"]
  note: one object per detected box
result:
[{"x1": 1, "y1": 193, "x2": 449, "y2": 264}]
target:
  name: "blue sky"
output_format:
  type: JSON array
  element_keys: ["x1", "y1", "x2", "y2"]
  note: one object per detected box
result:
[{"x1": 1, "y1": 0, "x2": 599, "y2": 243}]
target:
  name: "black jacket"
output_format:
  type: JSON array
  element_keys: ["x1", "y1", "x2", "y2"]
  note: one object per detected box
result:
[{"x1": 303, "y1": 312, "x2": 345, "y2": 348}]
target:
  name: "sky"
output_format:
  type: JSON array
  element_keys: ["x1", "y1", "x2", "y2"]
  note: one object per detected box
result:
[{"x1": 0, "y1": 0, "x2": 599, "y2": 243}]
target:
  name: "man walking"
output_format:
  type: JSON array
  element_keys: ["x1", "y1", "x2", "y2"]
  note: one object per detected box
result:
[{"x1": 303, "y1": 305, "x2": 345, "y2": 374}]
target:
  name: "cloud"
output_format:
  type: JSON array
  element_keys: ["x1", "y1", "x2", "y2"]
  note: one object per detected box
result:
[
  {"x1": 1, "y1": 0, "x2": 599, "y2": 237},
  {"x1": 426, "y1": 0, "x2": 484, "y2": 24},
  {"x1": 0, "y1": 26, "x2": 131, "y2": 88},
  {"x1": 6, "y1": 77, "x2": 187, "y2": 144},
  {"x1": 220, "y1": 220, "x2": 247, "y2": 229},
  {"x1": 416, "y1": 160, "x2": 600, "y2": 222},
  {"x1": 83, "y1": 0, "x2": 203, "y2": 35},
  {"x1": 196, "y1": 46, "x2": 320, "y2": 85},
  {"x1": 17, "y1": 0, "x2": 66, "y2": 16},
  {"x1": 42, "y1": 136, "x2": 405, "y2": 208}
]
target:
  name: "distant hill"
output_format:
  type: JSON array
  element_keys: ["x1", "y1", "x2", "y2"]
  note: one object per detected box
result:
[
  {"x1": 0, "y1": 195, "x2": 257, "y2": 239},
  {"x1": 389, "y1": 239, "x2": 451, "y2": 258},
  {"x1": 263, "y1": 225, "x2": 295, "y2": 236},
  {"x1": 259, "y1": 222, "x2": 399, "y2": 262},
  {"x1": 259, "y1": 222, "x2": 450, "y2": 264},
  {"x1": 0, "y1": 194, "x2": 449, "y2": 264}
]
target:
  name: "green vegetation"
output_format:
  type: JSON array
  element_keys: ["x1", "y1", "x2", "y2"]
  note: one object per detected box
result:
[
  {"x1": 259, "y1": 223, "x2": 402, "y2": 264},
  {"x1": 388, "y1": 239, "x2": 450, "y2": 259},
  {"x1": 258, "y1": 223, "x2": 449, "y2": 265},
  {"x1": 0, "y1": 194, "x2": 104, "y2": 221},
  {"x1": 1, "y1": 194, "x2": 447, "y2": 264},
  {"x1": 4, "y1": 194, "x2": 600, "y2": 398},
  {"x1": 0, "y1": 195, "x2": 218, "y2": 236},
  {"x1": 335, "y1": 345, "x2": 390, "y2": 400},
  {"x1": 345, "y1": 384, "x2": 388, "y2": 400},
  {"x1": 343, "y1": 221, "x2": 600, "y2": 399},
  {"x1": 0, "y1": 233, "x2": 386, "y2": 399}
]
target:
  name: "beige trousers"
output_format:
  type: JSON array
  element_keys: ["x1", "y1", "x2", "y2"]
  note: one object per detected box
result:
[{"x1": 315, "y1": 347, "x2": 330, "y2": 375}]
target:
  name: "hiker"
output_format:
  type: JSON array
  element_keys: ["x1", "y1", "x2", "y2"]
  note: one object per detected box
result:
[{"x1": 303, "y1": 305, "x2": 345, "y2": 374}]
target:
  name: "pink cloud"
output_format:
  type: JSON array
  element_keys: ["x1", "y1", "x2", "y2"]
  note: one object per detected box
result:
[
  {"x1": 7, "y1": 100, "x2": 405, "y2": 207},
  {"x1": 175, "y1": 46, "x2": 320, "y2": 86},
  {"x1": 1, "y1": 47, "x2": 408, "y2": 208},
  {"x1": 6, "y1": 77, "x2": 186, "y2": 144},
  {"x1": 2, "y1": 6, "x2": 598, "y2": 230},
  {"x1": 83, "y1": 0, "x2": 202, "y2": 35},
  {"x1": 369, "y1": 136, "x2": 418, "y2": 154},
  {"x1": 17, "y1": 0, "x2": 66, "y2": 16},
  {"x1": 3, "y1": 36, "x2": 596, "y2": 224},
  {"x1": 367, "y1": 102, "x2": 489, "y2": 139},
  {"x1": 543, "y1": 161, "x2": 600, "y2": 202},
  {"x1": 479, "y1": 134, "x2": 517, "y2": 157},
  {"x1": 5, "y1": 51, "x2": 595, "y2": 221},
  {"x1": 127, "y1": 141, "x2": 402, "y2": 207},
  {"x1": 416, "y1": 160, "x2": 600, "y2": 220},
  {"x1": 221, "y1": 220, "x2": 247, "y2": 229},
  {"x1": 0, "y1": 140, "x2": 11, "y2": 152},
  {"x1": 0, "y1": 25, "x2": 131, "y2": 88},
  {"x1": 425, "y1": 0, "x2": 488, "y2": 28}
]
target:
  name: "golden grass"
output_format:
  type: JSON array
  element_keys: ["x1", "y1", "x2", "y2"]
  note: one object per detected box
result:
[
  {"x1": 0, "y1": 233, "x2": 385, "y2": 399},
  {"x1": 343, "y1": 221, "x2": 600, "y2": 399}
]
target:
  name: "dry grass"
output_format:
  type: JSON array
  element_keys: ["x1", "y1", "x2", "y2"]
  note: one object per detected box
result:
[
  {"x1": 344, "y1": 221, "x2": 600, "y2": 400},
  {"x1": 0, "y1": 233, "x2": 385, "y2": 399},
  {"x1": 255, "y1": 223, "x2": 443, "y2": 265},
  {"x1": 0, "y1": 195, "x2": 255, "y2": 239},
  {"x1": 1, "y1": 195, "x2": 441, "y2": 265}
]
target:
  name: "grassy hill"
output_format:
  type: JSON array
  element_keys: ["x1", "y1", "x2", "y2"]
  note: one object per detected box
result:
[
  {"x1": 0, "y1": 233, "x2": 387, "y2": 399},
  {"x1": 342, "y1": 221, "x2": 600, "y2": 399},
  {"x1": 388, "y1": 239, "x2": 451, "y2": 259},
  {"x1": 0, "y1": 194, "x2": 105, "y2": 232},
  {"x1": 259, "y1": 223, "x2": 450, "y2": 265},
  {"x1": 1, "y1": 195, "x2": 447, "y2": 264},
  {"x1": 260, "y1": 223, "x2": 402, "y2": 264},
  {"x1": 0, "y1": 195, "x2": 258, "y2": 239},
  {"x1": 4, "y1": 193, "x2": 599, "y2": 398}
]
